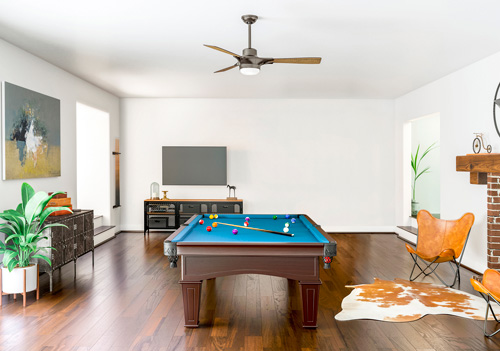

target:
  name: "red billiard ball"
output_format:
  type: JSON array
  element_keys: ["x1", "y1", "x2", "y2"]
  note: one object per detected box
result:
[
  {"x1": 206, "y1": 226, "x2": 212, "y2": 232},
  {"x1": 244, "y1": 221, "x2": 249, "y2": 227},
  {"x1": 199, "y1": 219, "x2": 204, "y2": 225}
]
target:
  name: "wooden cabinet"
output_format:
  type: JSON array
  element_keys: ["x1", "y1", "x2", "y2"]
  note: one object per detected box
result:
[
  {"x1": 38, "y1": 210, "x2": 94, "y2": 292},
  {"x1": 144, "y1": 199, "x2": 243, "y2": 235}
]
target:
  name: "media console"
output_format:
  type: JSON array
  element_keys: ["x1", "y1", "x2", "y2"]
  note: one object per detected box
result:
[{"x1": 144, "y1": 199, "x2": 243, "y2": 235}]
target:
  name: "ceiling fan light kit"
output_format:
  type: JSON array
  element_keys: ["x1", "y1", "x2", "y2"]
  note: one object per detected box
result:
[{"x1": 204, "y1": 14, "x2": 322, "y2": 75}]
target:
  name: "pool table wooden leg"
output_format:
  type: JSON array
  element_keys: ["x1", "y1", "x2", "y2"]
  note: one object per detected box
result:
[
  {"x1": 180, "y1": 280, "x2": 202, "y2": 327},
  {"x1": 299, "y1": 280, "x2": 322, "y2": 328}
]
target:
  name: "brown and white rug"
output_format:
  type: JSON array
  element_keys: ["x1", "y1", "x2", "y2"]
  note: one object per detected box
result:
[{"x1": 335, "y1": 278, "x2": 499, "y2": 322}]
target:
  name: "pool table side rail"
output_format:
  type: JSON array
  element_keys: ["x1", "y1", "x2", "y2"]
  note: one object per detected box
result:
[{"x1": 168, "y1": 214, "x2": 335, "y2": 244}]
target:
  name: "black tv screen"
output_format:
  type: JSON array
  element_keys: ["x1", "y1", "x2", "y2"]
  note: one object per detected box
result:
[{"x1": 162, "y1": 146, "x2": 227, "y2": 185}]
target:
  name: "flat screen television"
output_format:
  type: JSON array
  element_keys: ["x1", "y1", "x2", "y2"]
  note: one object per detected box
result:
[{"x1": 162, "y1": 146, "x2": 227, "y2": 185}]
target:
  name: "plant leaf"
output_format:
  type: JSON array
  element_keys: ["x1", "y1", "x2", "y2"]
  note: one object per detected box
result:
[
  {"x1": 31, "y1": 254, "x2": 52, "y2": 266},
  {"x1": 7, "y1": 258, "x2": 19, "y2": 272},
  {"x1": 4, "y1": 233, "x2": 22, "y2": 243},
  {"x1": 24, "y1": 191, "x2": 50, "y2": 225},
  {"x1": 21, "y1": 182, "x2": 35, "y2": 213},
  {"x1": 415, "y1": 167, "x2": 431, "y2": 181},
  {"x1": 37, "y1": 222, "x2": 68, "y2": 235},
  {"x1": 2, "y1": 250, "x2": 18, "y2": 270},
  {"x1": 39, "y1": 206, "x2": 72, "y2": 225}
]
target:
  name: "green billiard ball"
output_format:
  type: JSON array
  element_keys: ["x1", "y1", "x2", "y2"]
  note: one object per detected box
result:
[{"x1": 273, "y1": 215, "x2": 277, "y2": 220}]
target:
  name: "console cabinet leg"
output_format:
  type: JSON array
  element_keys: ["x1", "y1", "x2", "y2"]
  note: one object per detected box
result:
[
  {"x1": 180, "y1": 280, "x2": 202, "y2": 327},
  {"x1": 299, "y1": 280, "x2": 321, "y2": 328}
]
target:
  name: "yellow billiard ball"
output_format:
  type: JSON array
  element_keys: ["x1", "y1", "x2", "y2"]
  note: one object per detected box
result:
[
  {"x1": 214, "y1": 214, "x2": 219, "y2": 219},
  {"x1": 209, "y1": 214, "x2": 214, "y2": 220}
]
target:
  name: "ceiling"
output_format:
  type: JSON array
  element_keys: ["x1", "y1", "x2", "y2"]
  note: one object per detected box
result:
[{"x1": 0, "y1": 0, "x2": 500, "y2": 99}]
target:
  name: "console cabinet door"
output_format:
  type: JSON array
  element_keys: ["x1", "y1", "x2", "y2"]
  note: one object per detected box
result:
[
  {"x1": 51, "y1": 240, "x2": 64, "y2": 269},
  {"x1": 74, "y1": 215, "x2": 84, "y2": 236},
  {"x1": 84, "y1": 230, "x2": 94, "y2": 252}
]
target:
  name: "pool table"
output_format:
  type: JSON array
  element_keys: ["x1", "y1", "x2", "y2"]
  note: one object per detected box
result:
[{"x1": 164, "y1": 214, "x2": 337, "y2": 328}]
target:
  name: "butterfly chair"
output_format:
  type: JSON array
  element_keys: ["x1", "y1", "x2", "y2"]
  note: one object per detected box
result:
[
  {"x1": 405, "y1": 210, "x2": 474, "y2": 288},
  {"x1": 471, "y1": 270, "x2": 500, "y2": 337}
]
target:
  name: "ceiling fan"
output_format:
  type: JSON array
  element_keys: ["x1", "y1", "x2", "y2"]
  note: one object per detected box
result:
[{"x1": 205, "y1": 15, "x2": 322, "y2": 76}]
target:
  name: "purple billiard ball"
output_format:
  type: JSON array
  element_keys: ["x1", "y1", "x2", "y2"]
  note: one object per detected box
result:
[
  {"x1": 232, "y1": 229, "x2": 238, "y2": 235},
  {"x1": 285, "y1": 214, "x2": 290, "y2": 219},
  {"x1": 245, "y1": 216, "x2": 250, "y2": 222},
  {"x1": 291, "y1": 218, "x2": 296, "y2": 224}
]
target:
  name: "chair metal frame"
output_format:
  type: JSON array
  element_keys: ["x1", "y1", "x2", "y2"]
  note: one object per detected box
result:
[
  {"x1": 408, "y1": 232, "x2": 471, "y2": 288},
  {"x1": 472, "y1": 276, "x2": 500, "y2": 337}
]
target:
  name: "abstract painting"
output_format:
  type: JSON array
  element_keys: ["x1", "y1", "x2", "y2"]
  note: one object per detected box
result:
[{"x1": 2, "y1": 82, "x2": 61, "y2": 180}]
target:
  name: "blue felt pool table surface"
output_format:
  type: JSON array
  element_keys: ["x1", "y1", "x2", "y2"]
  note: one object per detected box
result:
[{"x1": 172, "y1": 214, "x2": 329, "y2": 243}]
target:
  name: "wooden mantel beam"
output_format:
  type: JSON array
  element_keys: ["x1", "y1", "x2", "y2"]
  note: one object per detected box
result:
[{"x1": 456, "y1": 154, "x2": 500, "y2": 184}]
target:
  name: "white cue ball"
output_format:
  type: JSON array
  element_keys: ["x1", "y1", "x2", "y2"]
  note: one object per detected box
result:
[{"x1": 283, "y1": 227, "x2": 289, "y2": 233}]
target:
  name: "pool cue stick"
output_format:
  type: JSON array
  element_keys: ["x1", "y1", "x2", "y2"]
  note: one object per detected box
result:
[{"x1": 215, "y1": 222, "x2": 294, "y2": 237}]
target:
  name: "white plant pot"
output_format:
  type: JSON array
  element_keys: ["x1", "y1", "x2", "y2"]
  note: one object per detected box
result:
[{"x1": 1, "y1": 264, "x2": 38, "y2": 294}]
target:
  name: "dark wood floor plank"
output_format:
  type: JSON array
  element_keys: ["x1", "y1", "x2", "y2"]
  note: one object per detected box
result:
[{"x1": 1, "y1": 232, "x2": 498, "y2": 351}]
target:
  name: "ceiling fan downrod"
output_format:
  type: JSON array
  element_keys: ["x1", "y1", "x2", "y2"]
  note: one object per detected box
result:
[{"x1": 242, "y1": 15, "x2": 258, "y2": 49}]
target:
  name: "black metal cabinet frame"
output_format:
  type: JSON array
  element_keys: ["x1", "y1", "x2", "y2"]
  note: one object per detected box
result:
[
  {"x1": 38, "y1": 210, "x2": 94, "y2": 292},
  {"x1": 144, "y1": 199, "x2": 243, "y2": 235}
]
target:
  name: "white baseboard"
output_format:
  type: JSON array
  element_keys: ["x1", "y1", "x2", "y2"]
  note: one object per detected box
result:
[{"x1": 323, "y1": 226, "x2": 396, "y2": 233}]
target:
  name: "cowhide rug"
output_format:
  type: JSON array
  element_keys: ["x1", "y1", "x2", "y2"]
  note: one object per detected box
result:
[{"x1": 335, "y1": 278, "x2": 500, "y2": 322}]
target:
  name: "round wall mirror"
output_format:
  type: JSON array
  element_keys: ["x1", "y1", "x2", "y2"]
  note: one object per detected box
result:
[{"x1": 494, "y1": 81, "x2": 500, "y2": 138}]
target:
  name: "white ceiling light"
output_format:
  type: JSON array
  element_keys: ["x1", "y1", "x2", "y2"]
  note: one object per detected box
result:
[{"x1": 239, "y1": 65, "x2": 260, "y2": 76}]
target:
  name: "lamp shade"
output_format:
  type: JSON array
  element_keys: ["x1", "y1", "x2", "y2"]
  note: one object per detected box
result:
[{"x1": 240, "y1": 67, "x2": 260, "y2": 76}]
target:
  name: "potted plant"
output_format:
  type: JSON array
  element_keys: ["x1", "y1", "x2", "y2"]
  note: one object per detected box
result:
[
  {"x1": 411, "y1": 142, "x2": 437, "y2": 216},
  {"x1": 0, "y1": 183, "x2": 71, "y2": 301}
]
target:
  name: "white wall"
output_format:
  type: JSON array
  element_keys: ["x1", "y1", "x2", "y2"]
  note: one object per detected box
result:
[
  {"x1": 395, "y1": 51, "x2": 500, "y2": 273},
  {"x1": 76, "y1": 103, "x2": 111, "y2": 223},
  {"x1": 0, "y1": 38, "x2": 121, "y2": 234},
  {"x1": 120, "y1": 98, "x2": 395, "y2": 232}
]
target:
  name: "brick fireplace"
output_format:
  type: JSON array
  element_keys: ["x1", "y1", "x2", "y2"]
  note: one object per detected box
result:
[{"x1": 457, "y1": 154, "x2": 500, "y2": 268}]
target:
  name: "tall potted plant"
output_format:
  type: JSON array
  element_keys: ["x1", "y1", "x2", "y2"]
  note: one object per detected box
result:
[
  {"x1": 0, "y1": 183, "x2": 71, "y2": 298},
  {"x1": 411, "y1": 142, "x2": 437, "y2": 216}
]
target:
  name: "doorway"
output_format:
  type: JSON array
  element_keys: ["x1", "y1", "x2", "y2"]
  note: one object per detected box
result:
[{"x1": 76, "y1": 103, "x2": 110, "y2": 224}]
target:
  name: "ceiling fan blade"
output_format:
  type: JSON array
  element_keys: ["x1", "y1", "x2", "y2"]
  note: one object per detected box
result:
[
  {"x1": 204, "y1": 44, "x2": 241, "y2": 58},
  {"x1": 214, "y1": 64, "x2": 238, "y2": 73},
  {"x1": 272, "y1": 57, "x2": 322, "y2": 64}
]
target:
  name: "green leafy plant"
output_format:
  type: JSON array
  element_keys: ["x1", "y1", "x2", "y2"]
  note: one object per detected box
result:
[
  {"x1": 0, "y1": 183, "x2": 71, "y2": 272},
  {"x1": 411, "y1": 142, "x2": 437, "y2": 202}
]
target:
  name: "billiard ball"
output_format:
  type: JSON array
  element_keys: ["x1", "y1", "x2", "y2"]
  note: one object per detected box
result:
[
  {"x1": 214, "y1": 214, "x2": 219, "y2": 219},
  {"x1": 291, "y1": 218, "x2": 296, "y2": 224},
  {"x1": 245, "y1": 216, "x2": 250, "y2": 222},
  {"x1": 207, "y1": 226, "x2": 212, "y2": 232},
  {"x1": 244, "y1": 221, "x2": 249, "y2": 227},
  {"x1": 209, "y1": 214, "x2": 214, "y2": 220},
  {"x1": 285, "y1": 214, "x2": 290, "y2": 219},
  {"x1": 273, "y1": 215, "x2": 277, "y2": 220},
  {"x1": 199, "y1": 219, "x2": 204, "y2": 225},
  {"x1": 213, "y1": 222, "x2": 218, "y2": 228},
  {"x1": 283, "y1": 227, "x2": 289, "y2": 233},
  {"x1": 232, "y1": 229, "x2": 238, "y2": 235},
  {"x1": 285, "y1": 222, "x2": 290, "y2": 227}
]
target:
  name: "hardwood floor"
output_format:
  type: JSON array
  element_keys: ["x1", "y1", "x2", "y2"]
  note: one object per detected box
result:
[{"x1": 1, "y1": 232, "x2": 499, "y2": 351}]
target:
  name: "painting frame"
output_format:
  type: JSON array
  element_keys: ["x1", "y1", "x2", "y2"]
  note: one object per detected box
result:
[{"x1": 2, "y1": 82, "x2": 61, "y2": 180}]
